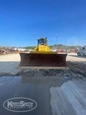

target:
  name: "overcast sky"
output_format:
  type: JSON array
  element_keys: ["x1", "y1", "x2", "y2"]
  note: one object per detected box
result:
[{"x1": 0, "y1": 0, "x2": 86, "y2": 47}]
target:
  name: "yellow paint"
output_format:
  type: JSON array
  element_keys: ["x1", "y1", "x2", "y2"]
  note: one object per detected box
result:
[
  {"x1": 30, "y1": 44, "x2": 57, "y2": 54},
  {"x1": 34, "y1": 44, "x2": 50, "y2": 52}
]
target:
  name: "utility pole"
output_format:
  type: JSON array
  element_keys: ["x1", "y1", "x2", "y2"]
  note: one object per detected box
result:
[{"x1": 56, "y1": 36, "x2": 58, "y2": 50}]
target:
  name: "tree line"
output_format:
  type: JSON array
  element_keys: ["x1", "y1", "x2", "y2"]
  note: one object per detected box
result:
[{"x1": 24, "y1": 44, "x2": 82, "y2": 50}]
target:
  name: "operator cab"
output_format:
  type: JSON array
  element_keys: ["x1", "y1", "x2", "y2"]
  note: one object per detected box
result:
[{"x1": 38, "y1": 37, "x2": 47, "y2": 45}]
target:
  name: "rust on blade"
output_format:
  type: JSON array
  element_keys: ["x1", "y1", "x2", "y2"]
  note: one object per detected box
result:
[{"x1": 19, "y1": 53, "x2": 67, "y2": 67}]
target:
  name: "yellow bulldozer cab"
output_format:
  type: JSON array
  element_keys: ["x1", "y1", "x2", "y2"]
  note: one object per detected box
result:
[{"x1": 34, "y1": 38, "x2": 50, "y2": 52}]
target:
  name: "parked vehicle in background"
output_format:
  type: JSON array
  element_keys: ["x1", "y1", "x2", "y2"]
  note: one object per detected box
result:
[{"x1": 77, "y1": 45, "x2": 86, "y2": 56}]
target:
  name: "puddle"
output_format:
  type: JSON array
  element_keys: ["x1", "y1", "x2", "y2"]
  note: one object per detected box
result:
[
  {"x1": 0, "y1": 75, "x2": 68, "y2": 115},
  {"x1": 0, "y1": 76, "x2": 60, "y2": 115}
]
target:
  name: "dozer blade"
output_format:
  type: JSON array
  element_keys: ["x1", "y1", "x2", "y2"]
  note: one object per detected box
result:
[{"x1": 19, "y1": 53, "x2": 68, "y2": 69}]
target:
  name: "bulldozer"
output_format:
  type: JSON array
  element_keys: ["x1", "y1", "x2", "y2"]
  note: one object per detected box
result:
[{"x1": 19, "y1": 38, "x2": 67, "y2": 69}]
